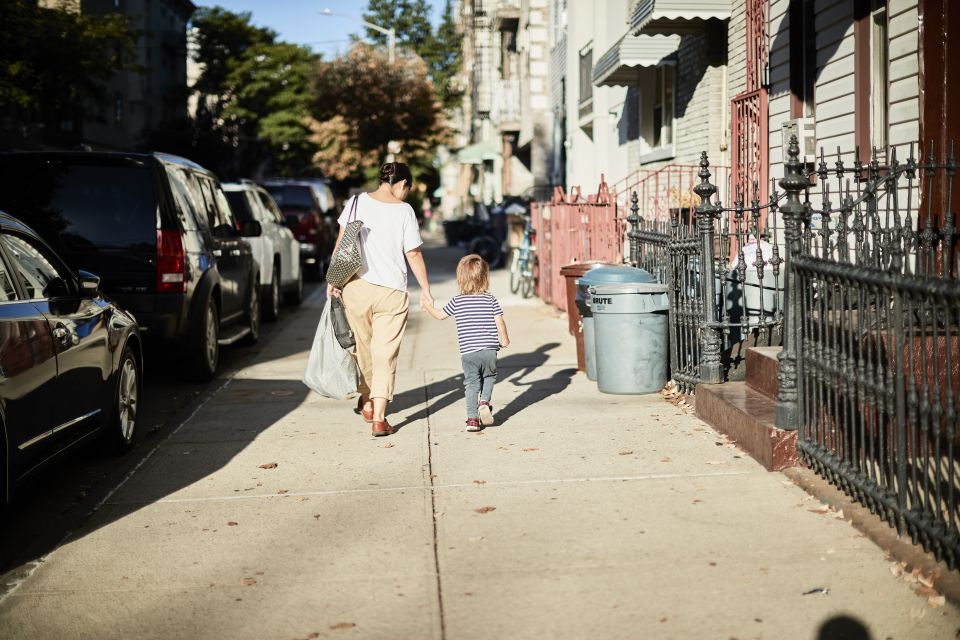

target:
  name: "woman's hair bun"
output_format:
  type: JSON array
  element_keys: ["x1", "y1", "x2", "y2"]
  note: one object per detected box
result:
[
  {"x1": 378, "y1": 162, "x2": 413, "y2": 187},
  {"x1": 379, "y1": 163, "x2": 396, "y2": 183}
]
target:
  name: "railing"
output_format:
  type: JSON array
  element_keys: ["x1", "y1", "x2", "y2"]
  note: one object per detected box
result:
[
  {"x1": 781, "y1": 139, "x2": 960, "y2": 568},
  {"x1": 620, "y1": 158, "x2": 782, "y2": 392},
  {"x1": 530, "y1": 182, "x2": 623, "y2": 311}
]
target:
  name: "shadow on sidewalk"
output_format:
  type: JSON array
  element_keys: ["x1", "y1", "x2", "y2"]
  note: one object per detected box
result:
[{"x1": 388, "y1": 343, "x2": 573, "y2": 430}]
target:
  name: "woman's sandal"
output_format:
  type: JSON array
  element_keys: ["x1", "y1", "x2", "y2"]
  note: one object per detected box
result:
[
  {"x1": 371, "y1": 420, "x2": 393, "y2": 437},
  {"x1": 356, "y1": 396, "x2": 374, "y2": 423}
]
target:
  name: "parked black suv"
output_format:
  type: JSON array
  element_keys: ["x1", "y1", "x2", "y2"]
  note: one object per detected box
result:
[{"x1": 0, "y1": 152, "x2": 261, "y2": 381}]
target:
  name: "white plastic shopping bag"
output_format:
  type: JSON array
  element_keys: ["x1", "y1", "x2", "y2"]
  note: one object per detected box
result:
[{"x1": 303, "y1": 299, "x2": 358, "y2": 399}]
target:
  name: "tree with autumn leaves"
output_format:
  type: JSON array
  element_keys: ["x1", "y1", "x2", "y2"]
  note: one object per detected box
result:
[{"x1": 309, "y1": 44, "x2": 446, "y2": 180}]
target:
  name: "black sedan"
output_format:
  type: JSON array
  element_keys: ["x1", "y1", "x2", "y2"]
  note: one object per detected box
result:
[{"x1": 0, "y1": 211, "x2": 142, "y2": 503}]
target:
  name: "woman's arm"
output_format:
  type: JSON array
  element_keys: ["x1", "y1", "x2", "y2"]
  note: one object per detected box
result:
[{"x1": 405, "y1": 247, "x2": 434, "y2": 309}]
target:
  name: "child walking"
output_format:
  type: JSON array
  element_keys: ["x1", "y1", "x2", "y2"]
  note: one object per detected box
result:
[{"x1": 423, "y1": 254, "x2": 510, "y2": 431}]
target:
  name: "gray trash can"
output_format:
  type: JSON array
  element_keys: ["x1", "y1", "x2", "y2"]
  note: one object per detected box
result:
[
  {"x1": 590, "y1": 282, "x2": 670, "y2": 394},
  {"x1": 578, "y1": 266, "x2": 656, "y2": 381}
]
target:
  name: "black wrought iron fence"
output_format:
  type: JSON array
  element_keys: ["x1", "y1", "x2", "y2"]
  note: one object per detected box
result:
[
  {"x1": 777, "y1": 138, "x2": 960, "y2": 568},
  {"x1": 625, "y1": 155, "x2": 785, "y2": 394}
]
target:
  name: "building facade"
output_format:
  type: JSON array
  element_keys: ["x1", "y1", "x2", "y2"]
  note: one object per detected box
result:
[{"x1": 449, "y1": 0, "x2": 554, "y2": 218}]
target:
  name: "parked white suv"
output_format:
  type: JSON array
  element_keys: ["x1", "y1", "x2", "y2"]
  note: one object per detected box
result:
[{"x1": 223, "y1": 181, "x2": 303, "y2": 320}]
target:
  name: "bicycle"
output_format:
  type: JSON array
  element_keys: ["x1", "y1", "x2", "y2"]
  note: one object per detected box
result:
[{"x1": 509, "y1": 214, "x2": 537, "y2": 298}]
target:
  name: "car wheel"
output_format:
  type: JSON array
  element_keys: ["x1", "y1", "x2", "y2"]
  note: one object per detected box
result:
[
  {"x1": 242, "y1": 278, "x2": 261, "y2": 345},
  {"x1": 186, "y1": 296, "x2": 219, "y2": 382},
  {"x1": 264, "y1": 265, "x2": 280, "y2": 322},
  {"x1": 285, "y1": 266, "x2": 304, "y2": 306},
  {"x1": 107, "y1": 344, "x2": 140, "y2": 453}
]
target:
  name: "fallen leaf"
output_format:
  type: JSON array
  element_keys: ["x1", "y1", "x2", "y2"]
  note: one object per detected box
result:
[
  {"x1": 307, "y1": 633, "x2": 320, "y2": 639},
  {"x1": 227, "y1": 521, "x2": 238, "y2": 526},
  {"x1": 497, "y1": 446, "x2": 510, "y2": 451},
  {"x1": 705, "y1": 461, "x2": 724, "y2": 466},
  {"x1": 929, "y1": 595, "x2": 946, "y2": 608},
  {"x1": 258, "y1": 463, "x2": 278, "y2": 469},
  {"x1": 330, "y1": 622, "x2": 357, "y2": 630},
  {"x1": 618, "y1": 449, "x2": 634, "y2": 456},
  {"x1": 473, "y1": 480, "x2": 487, "y2": 485},
  {"x1": 890, "y1": 564, "x2": 904, "y2": 578},
  {"x1": 277, "y1": 489, "x2": 289, "y2": 494},
  {"x1": 660, "y1": 457, "x2": 672, "y2": 463},
  {"x1": 241, "y1": 578, "x2": 256, "y2": 586},
  {"x1": 808, "y1": 504, "x2": 831, "y2": 514},
  {"x1": 474, "y1": 506, "x2": 496, "y2": 514},
  {"x1": 522, "y1": 448, "x2": 539, "y2": 452},
  {"x1": 313, "y1": 514, "x2": 321, "y2": 520},
  {"x1": 381, "y1": 442, "x2": 395, "y2": 448}
]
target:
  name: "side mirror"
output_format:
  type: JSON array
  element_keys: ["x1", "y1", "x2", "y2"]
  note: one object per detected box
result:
[
  {"x1": 78, "y1": 271, "x2": 100, "y2": 298},
  {"x1": 241, "y1": 220, "x2": 262, "y2": 237},
  {"x1": 42, "y1": 276, "x2": 72, "y2": 299}
]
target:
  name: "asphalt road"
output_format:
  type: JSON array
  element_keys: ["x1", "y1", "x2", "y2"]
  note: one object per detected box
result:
[{"x1": 0, "y1": 282, "x2": 324, "y2": 593}]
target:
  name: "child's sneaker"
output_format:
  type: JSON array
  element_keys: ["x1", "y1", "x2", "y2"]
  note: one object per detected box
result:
[
  {"x1": 478, "y1": 401, "x2": 494, "y2": 426},
  {"x1": 465, "y1": 418, "x2": 482, "y2": 432}
]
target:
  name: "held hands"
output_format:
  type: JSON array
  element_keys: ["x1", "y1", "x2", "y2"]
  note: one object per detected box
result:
[
  {"x1": 419, "y1": 290, "x2": 434, "y2": 311},
  {"x1": 327, "y1": 283, "x2": 342, "y2": 299}
]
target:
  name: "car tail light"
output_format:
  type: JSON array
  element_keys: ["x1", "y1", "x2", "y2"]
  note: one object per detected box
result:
[{"x1": 156, "y1": 229, "x2": 186, "y2": 293}]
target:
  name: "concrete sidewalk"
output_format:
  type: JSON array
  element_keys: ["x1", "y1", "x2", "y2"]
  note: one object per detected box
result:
[{"x1": 1, "y1": 241, "x2": 957, "y2": 639}]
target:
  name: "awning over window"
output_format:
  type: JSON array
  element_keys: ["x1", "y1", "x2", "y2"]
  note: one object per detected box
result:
[
  {"x1": 456, "y1": 141, "x2": 501, "y2": 164},
  {"x1": 630, "y1": 0, "x2": 730, "y2": 35},
  {"x1": 592, "y1": 33, "x2": 680, "y2": 87}
]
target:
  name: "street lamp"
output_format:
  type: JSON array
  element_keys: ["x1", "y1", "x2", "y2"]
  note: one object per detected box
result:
[{"x1": 319, "y1": 8, "x2": 395, "y2": 64}]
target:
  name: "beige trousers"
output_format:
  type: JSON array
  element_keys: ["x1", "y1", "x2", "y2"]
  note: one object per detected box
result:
[{"x1": 341, "y1": 278, "x2": 409, "y2": 401}]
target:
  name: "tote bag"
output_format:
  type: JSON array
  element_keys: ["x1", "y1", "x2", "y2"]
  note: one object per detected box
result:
[{"x1": 326, "y1": 196, "x2": 364, "y2": 288}]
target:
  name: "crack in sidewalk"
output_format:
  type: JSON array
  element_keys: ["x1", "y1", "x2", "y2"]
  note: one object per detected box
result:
[{"x1": 425, "y1": 370, "x2": 448, "y2": 640}]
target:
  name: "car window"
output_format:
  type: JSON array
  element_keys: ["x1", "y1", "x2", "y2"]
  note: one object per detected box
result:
[
  {"x1": 2, "y1": 234, "x2": 72, "y2": 299},
  {"x1": 214, "y1": 188, "x2": 238, "y2": 233},
  {"x1": 195, "y1": 176, "x2": 235, "y2": 238},
  {"x1": 225, "y1": 190, "x2": 254, "y2": 223},
  {"x1": 0, "y1": 251, "x2": 17, "y2": 301},
  {"x1": 264, "y1": 185, "x2": 315, "y2": 210},
  {"x1": 257, "y1": 191, "x2": 285, "y2": 224},
  {"x1": 0, "y1": 158, "x2": 156, "y2": 251},
  {"x1": 165, "y1": 164, "x2": 204, "y2": 231}
]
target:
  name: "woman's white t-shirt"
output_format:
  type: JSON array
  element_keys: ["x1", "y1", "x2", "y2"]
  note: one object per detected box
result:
[{"x1": 338, "y1": 193, "x2": 423, "y2": 292}]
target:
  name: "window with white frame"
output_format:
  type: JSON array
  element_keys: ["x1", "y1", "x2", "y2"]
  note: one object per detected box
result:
[
  {"x1": 652, "y1": 65, "x2": 674, "y2": 149},
  {"x1": 869, "y1": 0, "x2": 888, "y2": 151}
]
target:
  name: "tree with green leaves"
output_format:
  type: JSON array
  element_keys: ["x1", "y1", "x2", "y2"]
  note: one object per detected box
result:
[
  {"x1": 423, "y1": 0, "x2": 462, "y2": 108},
  {"x1": 222, "y1": 42, "x2": 319, "y2": 175},
  {"x1": 0, "y1": 0, "x2": 136, "y2": 144},
  {"x1": 362, "y1": 0, "x2": 433, "y2": 53}
]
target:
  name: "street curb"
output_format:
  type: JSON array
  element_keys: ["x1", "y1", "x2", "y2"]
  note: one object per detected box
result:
[{"x1": 783, "y1": 465, "x2": 960, "y2": 605}]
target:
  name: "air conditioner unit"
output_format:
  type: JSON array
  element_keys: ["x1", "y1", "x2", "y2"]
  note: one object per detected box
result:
[{"x1": 781, "y1": 118, "x2": 816, "y2": 164}]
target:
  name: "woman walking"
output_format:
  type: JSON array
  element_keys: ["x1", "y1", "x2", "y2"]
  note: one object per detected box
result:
[{"x1": 327, "y1": 162, "x2": 433, "y2": 437}]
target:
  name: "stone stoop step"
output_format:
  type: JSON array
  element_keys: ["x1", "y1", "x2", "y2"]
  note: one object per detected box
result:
[
  {"x1": 695, "y1": 380, "x2": 798, "y2": 472},
  {"x1": 745, "y1": 346, "x2": 781, "y2": 399}
]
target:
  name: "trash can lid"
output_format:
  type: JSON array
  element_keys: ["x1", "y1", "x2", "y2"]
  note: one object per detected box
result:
[
  {"x1": 578, "y1": 265, "x2": 656, "y2": 286},
  {"x1": 589, "y1": 282, "x2": 668, "y2": 295},
  {"x1": 560, "y1": 261, "x2": 617, "y2": 277}
]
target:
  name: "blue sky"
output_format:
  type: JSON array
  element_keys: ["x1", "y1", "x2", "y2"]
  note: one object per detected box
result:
[{"x1": 198, "y1": 1, "x2": 444, "y2": 59}]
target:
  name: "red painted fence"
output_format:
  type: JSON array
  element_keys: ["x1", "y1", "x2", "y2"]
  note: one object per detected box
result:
[{"x1": 530, "y1": 180, "x2": 624, "y2": 311}]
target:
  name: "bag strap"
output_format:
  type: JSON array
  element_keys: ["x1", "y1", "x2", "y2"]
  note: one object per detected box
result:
[{"x1": 348, "y1": 195, "x2": 359, "y2": 223}]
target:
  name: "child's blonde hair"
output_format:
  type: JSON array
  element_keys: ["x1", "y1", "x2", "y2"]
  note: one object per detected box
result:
[{"x1": 456, "y1": 254, "x2": 490, "y2": 294}]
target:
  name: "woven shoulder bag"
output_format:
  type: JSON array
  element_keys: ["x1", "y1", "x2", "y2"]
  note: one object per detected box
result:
[{"x1": 326, "y1": 196, "x2": 365, "y2": 288}]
